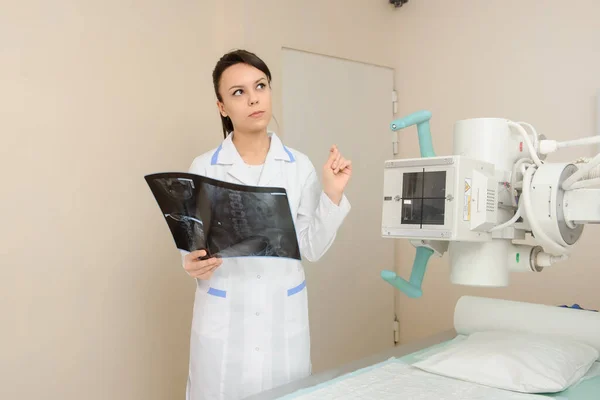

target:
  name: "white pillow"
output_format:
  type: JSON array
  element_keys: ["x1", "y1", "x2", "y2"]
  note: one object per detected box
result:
[{"x1": 412, "y1": 330, "x2": 599, "y2": 393}]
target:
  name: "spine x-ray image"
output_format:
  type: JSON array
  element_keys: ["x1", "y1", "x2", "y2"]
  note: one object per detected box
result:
[{"x1": 145, "y1": 172, "x2": 301, "y2": 261}]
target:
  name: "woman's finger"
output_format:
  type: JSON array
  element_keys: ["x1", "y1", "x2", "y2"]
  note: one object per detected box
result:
[
  {"x1": 325, "y1": 145, "x2": 338, "y2": 168},
  {"x1": 334, "y1": 156, "x2": 347, "y2": 173},
  {"x1": 332, "y1": 151, "x2": 342, "y2": 170},
  {"x1": 186, "y1": 257, "x2": 221, "y2": 273},
  {"x1": 185, "y1": 249, "x2": 206, "y2": 263},
  {"x1": 338, "y1": 159, "x2": 352, "y2": 173},
  {"x1": 191, "y1": 268, "x2": 215, "y2": 279},
  {"x1": 190, "y1": 261, "x2": 221, "y2": 278}
]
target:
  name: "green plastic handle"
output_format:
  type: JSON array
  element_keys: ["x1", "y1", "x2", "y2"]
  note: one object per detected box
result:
[
  {"x1": 390, "y1": 110, "x2": 435, "y2": 158},
  {"x1": 381, "y1": 247, "x2": 434, "y2": 298}
]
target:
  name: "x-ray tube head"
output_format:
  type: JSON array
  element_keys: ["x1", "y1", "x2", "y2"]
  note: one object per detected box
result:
[{"x1": 380, "y1": 110, "x2": 600, "y2": 298}]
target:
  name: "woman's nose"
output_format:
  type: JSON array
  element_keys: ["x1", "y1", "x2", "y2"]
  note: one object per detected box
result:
[{"x1": 248, "y1": 90, "x2": 259, "y2": 105}]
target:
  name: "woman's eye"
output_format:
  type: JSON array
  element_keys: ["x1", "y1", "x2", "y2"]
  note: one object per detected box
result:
[
  {"x1": 233, "y1": 89, "x2": 243, "y2": 96},
  {"x1": 257, "y1": 83, "x2": 265, "y2": 89}
]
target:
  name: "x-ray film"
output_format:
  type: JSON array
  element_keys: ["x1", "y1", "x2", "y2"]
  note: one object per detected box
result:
[{"x1": 144, "y1": 172, "x2": 301, "y2": 260}]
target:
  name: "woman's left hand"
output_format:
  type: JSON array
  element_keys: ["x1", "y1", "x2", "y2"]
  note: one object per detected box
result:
[{"x1": 322, "y1": 145, "x2": 352, "y2": 205}]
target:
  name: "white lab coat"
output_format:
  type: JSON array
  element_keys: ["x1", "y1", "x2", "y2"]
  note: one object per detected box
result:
[{"x1": 184, "y1": 132, "x2": 351, "y2": 400}]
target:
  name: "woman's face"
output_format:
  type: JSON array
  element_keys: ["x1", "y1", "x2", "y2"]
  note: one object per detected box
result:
[{"x1": 217, "y1": 63, "x2": 272, "y2": 135}]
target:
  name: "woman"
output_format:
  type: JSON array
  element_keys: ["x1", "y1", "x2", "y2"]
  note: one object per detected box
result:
[{"x1": 182, "y1": 49, "x2": 352, "y2": 400}]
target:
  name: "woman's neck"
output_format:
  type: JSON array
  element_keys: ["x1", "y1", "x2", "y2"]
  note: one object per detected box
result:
[{"x1": 232, "y1": 129, "x2": 270, "y2": 165}]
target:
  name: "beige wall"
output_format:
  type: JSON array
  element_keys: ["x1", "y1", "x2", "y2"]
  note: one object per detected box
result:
[
  {"x1": 1, "y1": 0, "x2": 397, "y2": 398},
  {"x1": 391, "y1": 0, "x2": 600, "y2": 344},
  {"x1": 1, "y1": 1, "x2": 222, "y2": 399},
  {"x1": 6, "y1": 0, "x2": 598, "y2": 397},
  {"x1": 240, "y1": 0, "x2": 398, "y2": 136}
]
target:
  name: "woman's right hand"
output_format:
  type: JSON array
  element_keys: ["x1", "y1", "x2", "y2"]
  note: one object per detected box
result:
[{"x1": 183, "y1": 250, "x2": 222, "y2": 280}]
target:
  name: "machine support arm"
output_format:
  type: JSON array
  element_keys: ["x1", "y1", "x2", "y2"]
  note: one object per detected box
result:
[{"x1": 381, "y1": 110, "x2": 440, "y2": 297}]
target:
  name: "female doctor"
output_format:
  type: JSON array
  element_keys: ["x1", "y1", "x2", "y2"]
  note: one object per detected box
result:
[{"x1": 182, "y1": 49, "x2": 352, "y2": 400}]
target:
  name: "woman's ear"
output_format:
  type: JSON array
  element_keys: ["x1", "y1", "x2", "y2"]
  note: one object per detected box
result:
[{"x1": 216, "y1": 100, "x2": 227, "y2": 117}]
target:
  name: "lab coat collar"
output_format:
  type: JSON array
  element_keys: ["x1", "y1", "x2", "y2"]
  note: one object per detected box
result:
[{"x1": 211, "y1": 131, "x2": 295, "y2": 186}]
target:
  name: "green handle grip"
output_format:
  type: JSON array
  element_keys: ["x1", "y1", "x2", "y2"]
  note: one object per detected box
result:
[
  {"x1": 390, "y1": 110, "x2": 436, "y2": 158},
  {"x1": 381, "y1": 246, "x2": 434, "y2": 298}
]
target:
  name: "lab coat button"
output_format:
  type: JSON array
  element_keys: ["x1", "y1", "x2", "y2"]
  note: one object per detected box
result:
[
  {"x1": 255, "y1": 347, "x2": 259, "y2": 351},
  {"x1": 255, "y1": 312, "x2": 260, "y2": 316},
  {"x1": 257, "y1": 275, "x2": 261, "y2": 279}
]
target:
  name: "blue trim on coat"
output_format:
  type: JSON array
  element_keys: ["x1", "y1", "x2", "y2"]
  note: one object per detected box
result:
[
  {"x1": 211, "y1": 144, "x2": 223, "y2": 165},
  {"x1": 283, "y1": 146, "x2": 295, "y2": 162},
  {"x1": 287, "y1": 280, "x2": 306, "y2": 296},
  {"x1": 207, "y1": 287, "x2": 226, "y2": 298}
]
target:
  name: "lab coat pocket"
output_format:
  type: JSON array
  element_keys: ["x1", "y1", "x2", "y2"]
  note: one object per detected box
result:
[
  {"x1": 284, "y1": 279, "x2": 309, "y2": 336},
  {"x1": 192, "y1": 280, "x2": 230, "y2": 339}
]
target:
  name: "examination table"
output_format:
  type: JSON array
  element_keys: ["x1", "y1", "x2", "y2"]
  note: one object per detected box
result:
[{"x1": 244, "y1": 296, "x2": 600, "y2": 400}]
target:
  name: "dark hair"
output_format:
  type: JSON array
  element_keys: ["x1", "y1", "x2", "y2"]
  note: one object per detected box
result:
[{"x1": 212, "y1": 49, "x2": 272, "y2": 139}]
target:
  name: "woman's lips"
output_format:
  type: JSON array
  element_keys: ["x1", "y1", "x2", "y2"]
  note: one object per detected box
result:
[{"x1": 249, "y1": 111, "x2": 265, "y2": 118}]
